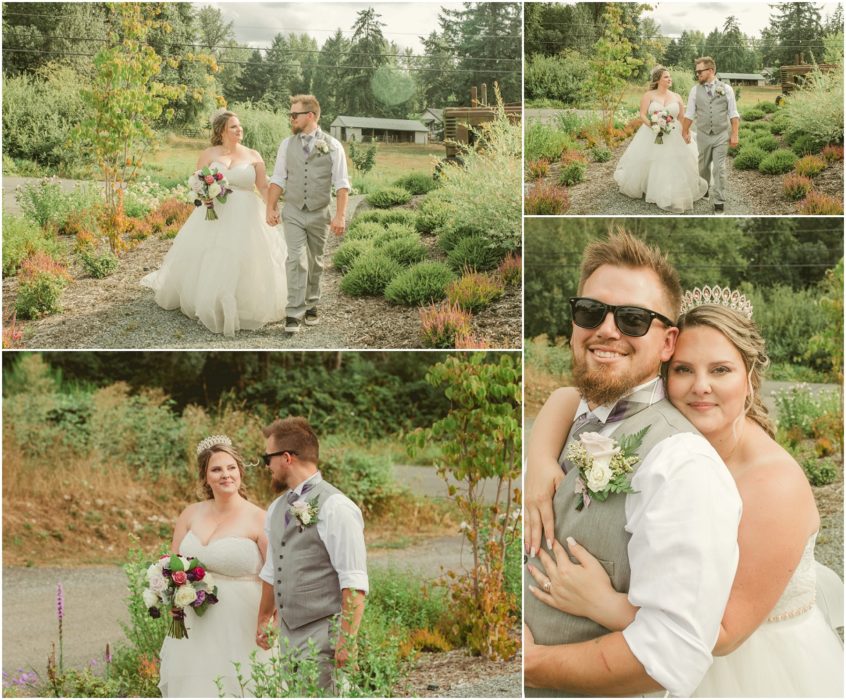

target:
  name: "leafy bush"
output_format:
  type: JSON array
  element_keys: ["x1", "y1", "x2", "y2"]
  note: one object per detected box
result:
[
  {"x1": 348, "y1": 140, "x2": 377, "y2": 174},
  {"x1": 751, "y1": 134, "x2": 779, "y2": 152},
  {"x1": 525, "y1": 122, "x2": 580, "y2": 162},
  {"x1": 770, "y1": 111, "x2": 791, "y2": 134},
  {"x1": 758, "y1": 101, "x2": 779, "y2": 114},
  {"x1": 393, "y1": 172, "x2": 437, "y2": 196},
  {"x1": 79, "y1": 250, "x2": 119, "y2": 278},
  {"x1": 733, "y1": 146, "x2": 767, "y2": 170},
  {"x1": 447, "y1": 236, "x2": 505, "y2": 273},
  {"x1": 333, "y1": 239, "x2": 374, "y2": 273},
  {"x1": 379, "y1": 236, "x2": 427, "y2": 267},
  {"x1": 122, "y1": 178, "x2": 172, "y2": 218},
  {"x1": 741, "y1": 107, "x2": 765, "y2": 121},
  {"x1": 15, "y1": 177, "x2": 98, "y2": 233},
  {"x1": 789, "y1": 132, "x2": 826, "y2": 156},
  {"x1": 782, "y1": 174, "x2": 814, "y2": 200},
  {"x1": 436, "y1": 224, "x2": 482, "y2": 254},
  {"x1": 373, "y1": 223, "x2": 418, "y2": 247},
  {"x1": 794, "y1": 155, "x2": 827, "y2": 178},
  {"x1": 525, "y1": 182, "x2": 569, "y2": 214},
  {"x1": 797, "y1": 192, "x2": 844, "y2": 215},
  {"x1": 351, "y1": 208, "x2": 417, "y2": 229},
  {"x1": 384, "y1": 262, "x2": 454, "y2": 306},
  {"x1": 759, "y1": 149, "x2": 798, "y2": 175},
  {"x1": 524, "y1": 50, "x2": 590, "y2": 105},
  {"x1": 339, "y1": 251, "x2": 402, "y2": 296},
  {"x1": 2, "y1": 214, "x2": 62, "y2": 276},
  {"x1": 366, "y1": 186, "x2": 412, "y2": 209},
  {"x1": 781, "y1": 69, "x2": 844, "y2": 149},
  {"x1": 320, "y1": 450, "x2": 396, "y2": 517},
  {"x1": 414, "y1": 193, "x2": 451, "y2": 234},
  {"x1": 229, "y1": 102, "x2": 290, "y2": 168},
  {"x1": 419, "y1": 301, "x2": 472, "y2": 348},
  {"x1": 446, "y1": 272, "x2": 504, "y2": 312},
  {"x1": 15, "y1": 273, "x2": 67, "y2": 319},
  {"x1": 590, "y1": 146, "x2": 612, "y2": 162},
  {"x1": 527, "y1": 159, "x2": 550, "y2": 180},
  {"x1": 802, "y1": 458, "x2": 839, "y2": 486},
  {"x1": 557, "y1": 161, "x2": 586, "y2": 186},
  {"x1": 346, "y1": 221, "x2": 386, "y2": 242}
]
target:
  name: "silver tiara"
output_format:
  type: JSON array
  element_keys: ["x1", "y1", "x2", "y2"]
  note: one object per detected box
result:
[
  {"x1": 680, "y1": 285, "x2": 753, "y2": 319},
  {"x1": 196, "y1": 434, "x2": 232, "y2": 456}
]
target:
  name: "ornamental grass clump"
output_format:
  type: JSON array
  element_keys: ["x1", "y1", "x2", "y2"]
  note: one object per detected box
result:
[
  {"x1": 781, "y1": 69, "x2": 844, "y2": 148},
  {"x1": 393, "y1": 172, "x2": 438, "y2": 196},
  {"x1": 789, "y1": 133, "x2": 826, "y2": 156},
  {"x1": 770, "y1": 111, "x2": 790, "y2": 134},
  {"x1": 339, "y1": 251, "x2": 402, "y2": 297},
  {"x1": 352, "y1": 208, "x2": 418, "y2": 228},
  {"x1": 346, "y1": 221, "x2": 385, "y2": 242},
  {"x1": 794, "y1": 155, "x2": 827, "y2": 178},
  {"x1": 2, "y1": 213, "x2": 62, "y2": 276},
  {"x1": 373, "y1": 223, "x2": 418, "y2": 247},
  {"x1": 446, "y1": 271, "x2": 504, "y2": 312},
  {"x1": 454, "y1": 333, "x2": 492, "y2": 349},
  {"x1": 758, "y1": 101, "x2": 779, "y2": 114},
  {"x1": 496, "y1": 252, "x2": 521, "y2": 287},
  {"x1": 414, "y1": 193, "x2": 451, "y2": 234},
  {"x1": 379, "y1": 236, "x2": 427, "y2": 267},
  {"x1": 447, "y1": 235, "x2": 505, "y2": 273},
  {"x1": 782, "y1": 174, "x2": 814, "y2": 200},
  {"x1": 525, "y1": 182, "x2": 569, "y2": 215},
  {"x1": 437, "y1": 223, "x2": 482, "y2": 254},
  {"x1": 733, "y1": 146, "x2": 767, "y2": 170},
  {"x1": 759, "y1": 149, "x2": 798, "y2": 175},
  {"x1": 366, "y1": 186, "x2": 412, "y2": 209},
  {"x1": 821, "y1": 145, "x2": 844, "y2": 162},
  {"x1": 419, "y1": 301, "x2": 472, "y2": 348},
  {"x1": 751, "y1": 134, "x2": 779, "y2": 152},
  {"x1": 797, "y1": 192, "x2": 844, "y2": 215},
  {"x1": 333, "y1": 240, "x2": 373, "y2": 273},
  {"x1": 557, "y1": 160, "x2": 586, "y2": 186},
  {"x1": 384, "y1": 262, "x2": 454, "y2": 306},
  {"x1": 527, "y1": 159, "x2": 550, "y2": 180},
  {"x1": 741, "y1": 107, "x2": 765, "y2": 121}
]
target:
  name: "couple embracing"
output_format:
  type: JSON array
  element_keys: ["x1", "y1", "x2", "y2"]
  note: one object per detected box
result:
[
  {"x1": 614, "y1": 57, "x2": 739, "y2": 214},
  {"x1": 158, "y1": 417, "x2": 367, "y2": 697},
  {"x1": 142, "y1": 95, "x2": 348, "y2": 336},
  {"x1": 523, "y1": 231, "x2": 843, "y2": 697}
]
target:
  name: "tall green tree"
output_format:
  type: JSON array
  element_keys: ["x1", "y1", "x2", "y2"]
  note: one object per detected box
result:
[
  {"x1": 195, "y1": 5, "x2": 235, "y2": 57},
  {"x1": 232, "y1": 49, "x2": 268, "y2": 103},
  {"x1": 418, "y1": 29, "x2": 459, "y2": 108},
  {"x1": 287, "y1": 33, "x2": 319, "y2": 96},
  {"x1": 259, "y1": 34, "x2": 296, "y2": 110},
  {"x1": 311, "y1": 28, "x2": 349, "y2": 127},
  {"x1": 768, "y1": 2, "x2": 825, "y2": 66},
  {"x1": 341, "y1": 7, "x2": 389, "y2": 116}
]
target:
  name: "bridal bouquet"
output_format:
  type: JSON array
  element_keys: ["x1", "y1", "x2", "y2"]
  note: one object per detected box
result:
[
  {"x1": 567, "y1": 427, "x2": 649, "y2": 511},
  {"x1": 650, "y1": 109, "x2": 677, "y2": 145},
  {"x1": 143, "y1": 554, "x2": 219, "y2": 639},
  {"x1": 187, "y1": 166, "x2": 232, "y2": 220}
]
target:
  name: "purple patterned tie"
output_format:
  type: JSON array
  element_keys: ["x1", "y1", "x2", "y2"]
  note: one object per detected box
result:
[
  {"x1": 301, "y1": 134, "x2": 312, "y2": 157},
  {"x1": 284, "y1": 481, "x2": 314, "y2": 528},
  {"x1": 706, "y1": 83, "x2": 713, "y2": 98}
]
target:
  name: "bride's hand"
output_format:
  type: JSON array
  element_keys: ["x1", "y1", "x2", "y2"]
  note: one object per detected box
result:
[
  {"x1": 527, "y1": 536, "x2": 627, "y2": 628},
  {"x1": 525, "y1": 457, "x2": 563, "y2": 557}
]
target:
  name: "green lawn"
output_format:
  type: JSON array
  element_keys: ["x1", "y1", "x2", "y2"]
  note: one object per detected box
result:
[{"x1": 620, "y1": 83, "x2": 783, "y2": 110}]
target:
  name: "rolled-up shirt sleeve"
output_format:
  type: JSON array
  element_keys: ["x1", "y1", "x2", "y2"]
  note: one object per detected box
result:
[
  {"x1": 318, "y1": 494, "x2": 369, "y2": 593},
  {"x1": 330, "y1": 141, "x2": 351, "y2": 192},
  {"x1": 258, "y1": 497, "x2": 280, "y2": 585},
  {"x1": 621, "y1": 433, "x2": 741, "y2": 697},
  {"x1": 269, "y1": 137, "x2": 290, "y2": 191},
  {"x1": 725, "y1": 84, "x2": 740, "y2": 120},
  {"x1": 685, "y1": 86, "x2": 698, "y2": 121}
]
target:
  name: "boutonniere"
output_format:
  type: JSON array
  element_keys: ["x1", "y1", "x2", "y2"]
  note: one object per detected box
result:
[
  {"x1": 567, "y1": 428, "x2": 648, "y2": 511},
  {"x1": 714, "y1": 84, "x2": 726, "y2": 96},
  {"x1": 290, "y1": 497, "x2": 320, "y2": 531},
  {"x1": 313, "y1": 138, "x2": 330, "y2": 155}
]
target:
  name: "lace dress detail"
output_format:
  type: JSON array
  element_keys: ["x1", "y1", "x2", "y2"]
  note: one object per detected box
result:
[{"x1": 766, "y1": 534, "x2": 817, "y2": 622}]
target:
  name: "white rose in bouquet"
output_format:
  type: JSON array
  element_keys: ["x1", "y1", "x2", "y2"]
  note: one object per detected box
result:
[
  {"x1": 207, "y1": 183, "x2": 222, "y2": 198},
  {"x1": 174, "y1": 584, "x2": 198, "y2": 608},
  {"x1": 142, "y1": 588, "x2": 160, "y2": 608},
  {"x1": 148, "y1": 572, "x2": 167, "y2": 593},
  {"x1": 188, "y1": 174, "x2": 202, "y2": 192}
]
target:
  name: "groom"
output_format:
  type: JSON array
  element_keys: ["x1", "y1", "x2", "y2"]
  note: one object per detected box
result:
[
  {"x1": 256, "y1": 417, "x2": 368, "y2": 692},
  {"x1": 266, "y1": 95, "x2": 350, "y2": 333},
  {"x1": 682, "y1": 56, "x2": 740, "y2": 213},
  {"x1": 523, "y1": 231, "x2": 742, "y2": 697}
]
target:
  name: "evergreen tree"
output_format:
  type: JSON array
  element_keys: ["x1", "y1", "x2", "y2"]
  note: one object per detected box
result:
[
  {"x1": 195, "y1": 5, "x2": 235, "y2": 57},
  {"x1": 287, "y1": 33, "x2": 319, "y2": 96},
  {"x1": 260, "y1": 34, "x2": 296, "y2": 110},
  {"x1": 311, "y1": 28, "x2": 348, "y2": 127},
  {"x1": 768, "y1": 2, "x2": 825, "y2": 67},
  {"x1": 233, "y1": 49, "x2": 268, "y2": 104},
  {"x1": 418, "y1": 29, "x2": 458, "y2": 107},
  {"x1": 341, "y1": 7, "x2": 389, "y2": 116},
  {"x1": 717, "y1": 16, "x2": 750, "y2": 72}
]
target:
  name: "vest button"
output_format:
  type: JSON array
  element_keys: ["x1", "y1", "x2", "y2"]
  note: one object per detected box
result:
[
  {"x1": 277, "y1": 579, "x2": 281, "y2": 584},
  {"x1": 277, "y1": 567, "x2": 282, "y2": 571}
]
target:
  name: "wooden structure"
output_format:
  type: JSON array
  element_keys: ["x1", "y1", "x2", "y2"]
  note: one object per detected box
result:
[
  {"x1": 779, "y1": 55, "x2": 839, "y2": 94},
  {"x1": 442, "y1": 84, "x2": 522, "y2": 161}
]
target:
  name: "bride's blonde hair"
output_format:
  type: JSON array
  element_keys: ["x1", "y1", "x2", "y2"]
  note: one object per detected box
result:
[
  {"x1": 210, "y1": 110, "x2": 237, "y2": 146},
  {"x1": 649, "y1": 65, "x2": 669, "y2": 90}
]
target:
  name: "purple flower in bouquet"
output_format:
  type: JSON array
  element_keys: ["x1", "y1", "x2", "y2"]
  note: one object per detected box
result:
[
  {"x1": 192, "y1": 590, "x2": 207, "y2": 607},
  {"x1": 187, "y1": 166, "x2": 232, "y2": 221}
]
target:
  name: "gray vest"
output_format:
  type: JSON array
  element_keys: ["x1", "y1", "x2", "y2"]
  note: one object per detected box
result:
[
  {"x1": 270, "y1": 479, "x2": 343, "y2": 630},
  {"x1": 524, "y1": 399, "x2": 700, "y2": 697},
  {"x1": 693, "y1": 82, "x2": 730, "y2": 135},
  {"x1": 284, "y1": 130, "x2": 334, "y2": 211}
]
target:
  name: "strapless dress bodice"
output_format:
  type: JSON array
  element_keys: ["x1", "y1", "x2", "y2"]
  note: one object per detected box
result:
[
  {"x1": 178, "y1": 530, "x2": 263, "y2": 579},
  {"x1": 210, "y1": 160, "x2": 256, "y2": 192},
  {"x1": 766, "y1": 533, "x2": 819, "y2": 622},
  {"x1": 647, "y1": 100, "x2": 680, "y2": 117}
]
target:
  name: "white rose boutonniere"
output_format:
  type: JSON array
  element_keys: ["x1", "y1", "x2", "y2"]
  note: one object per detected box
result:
[
  {"x1": 290, "y1": 497, "x2": 320, "y2": 531},
  {"x1": 715, "y1": 83, "x2": 726, "y2": 97},
  {"x1": 314, "y1": 138, "x2": 330, "y2": 155},
  {"x1": 566, "y1": 427, "x2": 649, "y2": 510}
]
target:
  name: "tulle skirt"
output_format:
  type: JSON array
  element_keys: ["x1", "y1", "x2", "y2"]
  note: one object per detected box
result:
[
  {"x1": 158, "y1": 576, "x2": 274, "y2": 697},
  {"x1": 613, "y1": 125, "x2": 708, "y2": 213},
  {"x1": 141, "y1": 189, "x2": 287, "y2": 336}
]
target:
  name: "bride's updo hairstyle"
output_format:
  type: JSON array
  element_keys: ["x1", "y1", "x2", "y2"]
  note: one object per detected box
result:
[
  {"x1": 649, "y1": 65, "x2": 669, "y2": 90},
  {"x1": 669, "y1": 305, "x2": 775, "y2": 437},
  {"x1": 210, "y1": 110, "x2": 237, "y2": 146},
  {"x1": 197, "y1": 443, "x2": 249, "y2": 500}
]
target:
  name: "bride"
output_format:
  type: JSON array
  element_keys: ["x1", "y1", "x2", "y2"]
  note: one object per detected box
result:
[
  {"x1": 524, "y1": 298, "x2": 844, "y2": 697},
  {"x1": 159, "y1": 436, "x2": 273, "y2": 697},
  {"x1": 613, "y1": 66, "x2": 708, "y2": 213},
  {"x1": 141, "y1": 110, "x2": 287, "y2": 336}
]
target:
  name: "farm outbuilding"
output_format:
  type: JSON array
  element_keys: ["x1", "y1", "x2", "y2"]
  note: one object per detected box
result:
[
  {"x1": 419, "y1": 108, "x2": 444, "y2": 140},
  {"x1": 329, "y1": 116, "x2": 429, "y2": 144},
  {"x1": 718, "y1": 72, "x2": 766, "y2": 86}
]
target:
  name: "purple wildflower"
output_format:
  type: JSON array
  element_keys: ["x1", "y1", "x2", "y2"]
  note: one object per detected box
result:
[
  {"x1": 56, "y1": 582, "x2": 64, "y2": 621},
  {"x1": 105, "y1": 643, "x2": 112, "y2": 664}
]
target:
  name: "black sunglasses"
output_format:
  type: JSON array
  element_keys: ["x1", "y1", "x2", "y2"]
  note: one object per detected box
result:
[
  {"x1": 569, "y1": 297, "x2": 676, "y2": 338},
  {"x1": 262, "y1": 449, "x2": 298, "y2": 466},
  {"x1": 288, "y1": 111, "x2": 313, "y2": 119},
  {"x1": 694, "y1": 68, "x2": 711, "y2": 75}
]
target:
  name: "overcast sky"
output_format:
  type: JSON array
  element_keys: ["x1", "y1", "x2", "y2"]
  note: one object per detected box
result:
[
  {"x1": 195, "y1": 2, "x2": 460, "y2": 52},
  {"x1": 645, "y1": 2, "x2": 841, "y2": 38}
]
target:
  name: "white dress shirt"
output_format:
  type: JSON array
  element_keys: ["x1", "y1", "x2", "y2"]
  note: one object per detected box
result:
[
  {"x1": 268, "y1": 128, "x2": 351, "y2": 193},
  {"x1": 576, "y1": 379, "x2": 742, "y2": 697},
  {"x1": 685, "y1": 81, "x2": 740, "y2": 121},
  {"x1": 258, "y1": 472, "x2": 369, "y2": 593}
]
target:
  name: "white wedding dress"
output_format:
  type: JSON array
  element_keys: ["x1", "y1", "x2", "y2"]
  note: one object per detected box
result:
[
  {"x1": 693, "y1": 533, "x2": 844, "y2": 697},
  {"x1": 158, "y1": 531, "x2": 274, "y2": 698},
  {"x1": 141, "y1": 161, "x2": 287, "y2": 336},
  {"x1": 613, "y1": 100, "x2": 708, "y2": 213}
]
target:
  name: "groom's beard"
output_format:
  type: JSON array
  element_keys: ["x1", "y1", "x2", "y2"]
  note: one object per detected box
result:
[
  {"x1": 271, "y1": 475, "x2": 287, "y2": 494},
  {"x1": 571, "y1": 349, "x2": 647, "y2": 407}
]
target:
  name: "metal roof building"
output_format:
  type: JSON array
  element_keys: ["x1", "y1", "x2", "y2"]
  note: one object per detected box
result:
[{"x1": 329, "y1": 116, "x2": 430, "y2": 144}]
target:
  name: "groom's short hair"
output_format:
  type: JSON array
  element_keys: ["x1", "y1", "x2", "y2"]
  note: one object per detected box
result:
[
  {"x1": 579, "y1": 229, "x2": 682, "y2": 318},
  {"x1": 290, "y1": 94, "x2": 321, "y2": 120},
  {"x1": 262, "y1": 417, "x2": 319, "y2": 464},
  {"x1": 695, "y1": 56, "x2": 716, "y2": 71}
]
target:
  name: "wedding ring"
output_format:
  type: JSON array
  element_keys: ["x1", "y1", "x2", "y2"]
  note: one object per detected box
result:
[{"x1": 543, "y1": 580, "x2": 551, "y2": 593}]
